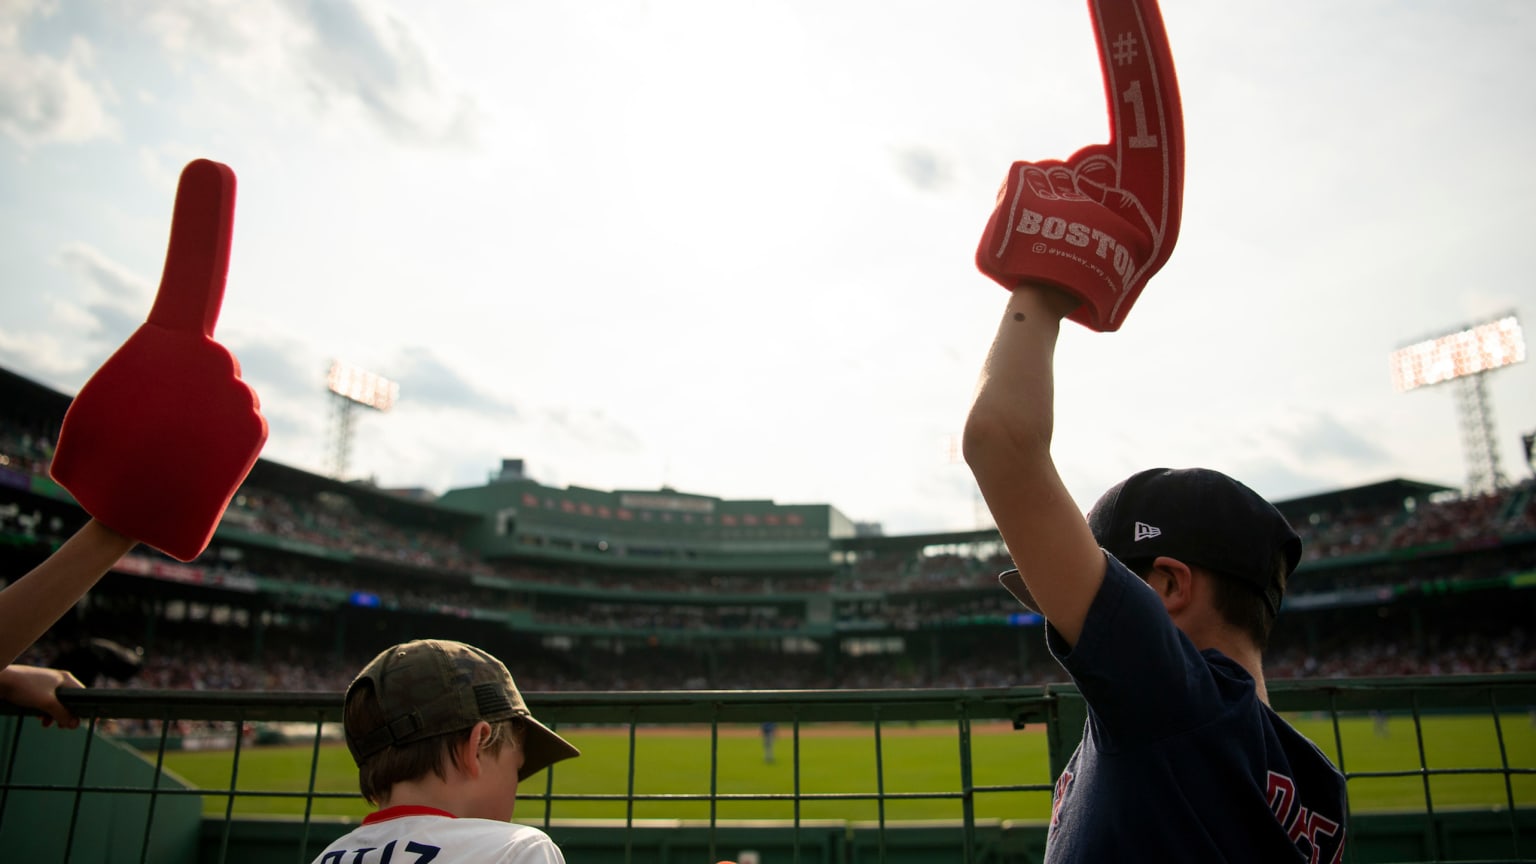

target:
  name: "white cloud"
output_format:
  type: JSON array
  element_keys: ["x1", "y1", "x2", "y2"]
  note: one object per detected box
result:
[
  {"x1": 0, "y1": 0, "x2": 114, "y2": 146},
  {"x1": 2, "y1": 0, "x2": 1534, "y2": 533},
  {"x1": 140, "y1": 0, "x2": 478, "y2": 147},
  {"x1": 55, "y1": 242, "x2": 152, "y2": 339},
  {"x1": 0, "y1": 243, "x2": 152, "y2": 382},
  {"x1": 0, "y1": 327, "x2": 77, "y2": 382}
]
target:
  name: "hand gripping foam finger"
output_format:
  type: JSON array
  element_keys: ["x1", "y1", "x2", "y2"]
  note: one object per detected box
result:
[
  {"x1": 51, "y1": 159, "x2": 268, "y2": 562},
  {"x1": 976, "y1": 0, "x2": 1184, "y2": 332}
]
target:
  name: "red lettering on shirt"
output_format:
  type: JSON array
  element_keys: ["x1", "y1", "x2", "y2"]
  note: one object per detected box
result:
[
  {"x1": 1304, "y1": 812, "x2": 1342, "y2": 864},
  {"x1": 1266, "y1": 770, "x2": 1297, "y2": 826},
  {"x1": 1268, "y1": 770, "x2": 1345, "y2": 863},
  {"x1": 1050, "y1": 769, "x2": 1075, "y2": 828}
]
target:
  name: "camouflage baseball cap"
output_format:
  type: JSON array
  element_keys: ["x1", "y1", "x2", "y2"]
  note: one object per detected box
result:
[{"x1": 344, "y1": 639, "x2": 579, "y2": 781}]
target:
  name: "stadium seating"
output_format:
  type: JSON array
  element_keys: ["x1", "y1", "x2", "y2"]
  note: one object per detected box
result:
[{"x1": 2, "y1": 364, "x2": 1534, "y2": 694}]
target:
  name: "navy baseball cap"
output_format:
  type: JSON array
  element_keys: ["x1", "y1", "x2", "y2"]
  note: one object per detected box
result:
[{"x1": 1000, "y1": 468, "x2": 1302, "y2": 618}]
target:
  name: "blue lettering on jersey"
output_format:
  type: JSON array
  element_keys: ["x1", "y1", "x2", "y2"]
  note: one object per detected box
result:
[{"x1": 319, "y1": 841, "x2": 441, "y2": 864}]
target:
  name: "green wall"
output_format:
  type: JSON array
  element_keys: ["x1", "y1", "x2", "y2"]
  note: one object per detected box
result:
[{"x1": 0, "y1": 717, "x2": 202, "y2": 864}]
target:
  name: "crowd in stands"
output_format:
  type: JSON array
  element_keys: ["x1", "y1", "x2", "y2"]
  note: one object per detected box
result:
[
  {"x1": 1282, "y1": 543, "x2": 1536, "y2": 598},
  {"x1": 119, "y1": 641, "x2": 349, "y2": 692},
  {"x1": 16, "y1": 620, "x2": 1533, "y2": 696},
  {"x1": 0, "y1": 421, "x2": 53, "y2": 478},
  {"x1": 1289, "y1": 481, "x2": 1536, "y2": 564},
  {"x1": 1388, "y1": 485, "x2": 1536, "y2": 549},
  {"x1": 1266, "y1": 628, "x2": 1535, "y2": 680},
  {"x1": 8, "y1": 406, "x2": 1536, "y2": 610},
  {"x1": 0, "y1": 501, "x2": 67, "y2": 541},
  {"x1": 6, "y1": 408, "x2": 1536, "y2": 708},
  {"x1": 858, "y1": 593, "x2": 1019, "y2": 630},
  {"x1": 226, "y1": 552, "x2": 507, "y2": 617},
  {"x1": 224, "y1": 486, "x2": 494, "y2": 576},
  {"x1": 492, "y1": 562, "x2": 838, "y2": 595},
  {"x1": 1294, "y1": 506, "x2": 1403, "y2": 562},
  {"x1": 533, "y1": 602, "x2": 804, "y2": 633}
]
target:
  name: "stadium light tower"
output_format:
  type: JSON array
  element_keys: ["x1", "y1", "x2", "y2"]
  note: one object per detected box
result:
[
  {"x1": 326, "y1": 360, "x2": 399, "y2": 480},
  {"x1": 1389, "y1": 312, "x2": 1526, "y2": 495}
]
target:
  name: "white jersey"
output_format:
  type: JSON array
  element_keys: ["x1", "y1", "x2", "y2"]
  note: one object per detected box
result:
[{"x1": 311, "y1": 805, "x2": 565, "y2": 864}]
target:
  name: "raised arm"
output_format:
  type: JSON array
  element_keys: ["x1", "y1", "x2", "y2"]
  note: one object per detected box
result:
[
  {"x1": 2, "y1": 159, "x2": 264, "y2": 670},
  {"x1": 963, "y1": 286, "x2": 1104, "y2": 647},
  {"x1": 0, "y1": 519, "x2": 136, "y2": 668},
  {"x1": 967, "y1": 0, "x2": 1185, "y2": 644}
]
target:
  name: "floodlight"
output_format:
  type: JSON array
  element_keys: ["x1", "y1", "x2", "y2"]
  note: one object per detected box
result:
[
  {"x1": 327, "y1": 361, "x2": 399, "y2": 411},
  {"x1": 326, "y1": 360, "x2": 398, "y2": 479},
  {"x1": 1390, "y1": 312, "x2": 1525, "y2": 494},
  {"x1": 1390, "y1": 314, "x2": 1525, "y2": 393}
]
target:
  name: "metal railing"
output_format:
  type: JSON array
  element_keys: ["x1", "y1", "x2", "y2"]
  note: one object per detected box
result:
[{"x1": 1, "y1": 674, "x2": 1533, "y2": 864}]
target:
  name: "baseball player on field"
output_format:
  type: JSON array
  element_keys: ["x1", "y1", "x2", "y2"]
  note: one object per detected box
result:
[
  {"x1": 310, "y1": 639, "x2": 581, "y2": 864},
  {"x1": 965, "y1": 0, "x2": 1348, "y2": 860}
]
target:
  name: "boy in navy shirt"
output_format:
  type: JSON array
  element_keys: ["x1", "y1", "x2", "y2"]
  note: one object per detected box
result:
[{"x1": 964, "y1": 288, "x2": 1347, "y2": 862}]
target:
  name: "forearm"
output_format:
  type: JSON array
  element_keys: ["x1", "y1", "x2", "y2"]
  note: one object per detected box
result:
[
  {"x1": 963, "y1": 285, "x2": 1075, "y2": 471},
  {"x1": 0, "y1": 666, "x2": 23, "y2": 703},
  {"x1": 0, "y1": 664, "x2": 85, "y2": 728},
  {"x1": 0, "y1": 665, "x2": 49, "y2": 705},
  {"x1": 0, "y1": 520, "x2": 136, "y2": 667},
  {"x1": 963, "y1": 284, "x2": 1103, "y2": 645}
]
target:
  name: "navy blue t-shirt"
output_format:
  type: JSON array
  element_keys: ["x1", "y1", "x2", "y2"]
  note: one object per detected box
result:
[{"x1": 1041, "y1": 554, "x2": 1347, "y2": 863}]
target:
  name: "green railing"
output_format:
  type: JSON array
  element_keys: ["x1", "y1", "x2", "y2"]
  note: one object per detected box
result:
[{"x1": 2, "y1": 675, "x2": 1533, "y2": 863}]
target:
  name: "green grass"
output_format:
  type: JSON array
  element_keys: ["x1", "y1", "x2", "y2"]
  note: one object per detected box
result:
[
  {"x1": 1291, "y1": 712, "x2": 1536, "y2": 814},
  {"x1": 158, "y1": 713, "x2": 1536, "y2": 823}
]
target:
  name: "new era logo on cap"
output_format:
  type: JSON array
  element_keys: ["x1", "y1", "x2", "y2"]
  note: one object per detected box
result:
[{"x1": 1085, "y1": 468, "x2": 1303, "y2": 621}]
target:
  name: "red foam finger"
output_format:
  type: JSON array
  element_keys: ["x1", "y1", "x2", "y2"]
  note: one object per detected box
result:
[
  {"x1": 51, "y1": 157, "x2": 266, "y2": 561},
  {"x1": 976, "y1": 0, "x2": 1183, "y2": 331},
  {"x1": 1021, "y1": 164, "x2": 1056, "y2": 200},
  {"x1": 147, "y1": 159, "x2": 237, "y2": 339},
  {"x1": 1088, "y1": 0, "x2": 1183, "y2": 270}
]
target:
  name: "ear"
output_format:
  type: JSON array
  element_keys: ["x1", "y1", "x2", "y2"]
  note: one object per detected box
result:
[
  {"x1": 1148, "y1": 556, "x2": 1195, "y2": 615},
  {"x1": 458, "y1": 721, "x2": 494, "y2": 779}
]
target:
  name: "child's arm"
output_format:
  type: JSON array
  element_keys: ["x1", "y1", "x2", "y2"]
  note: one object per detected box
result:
[
  {"x1": 1, "y1": 159, "x2": 263, "y2": 673},
  {"x1": 966, "y1": 0, "x2": 1185, "y2": 645},
  {"x1": 0, "y1": 664, "x2": 87, "y2": 729},
  {"x1": 0, "y1": 520, "x2": 136, "y2": 668},
  {"x1": 963, "y1": 286, "x2": 1105, "y2": 647}
]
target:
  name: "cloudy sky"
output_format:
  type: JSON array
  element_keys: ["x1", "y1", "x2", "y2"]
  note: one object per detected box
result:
[{"x1": 2, "y1": 0, "x2": 1533, "y2": 534}]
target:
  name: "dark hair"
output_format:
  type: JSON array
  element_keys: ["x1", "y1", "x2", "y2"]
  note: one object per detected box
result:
[
  {"x1": 345, "y1": 681, "x2": 522, "y2": 805},
  {"x1": 1126, "y1": 557, "x2": 1283, "y2": 651},
  {"x1": 1207, "y1": 567, "x2": 1280, "y2": 651}
]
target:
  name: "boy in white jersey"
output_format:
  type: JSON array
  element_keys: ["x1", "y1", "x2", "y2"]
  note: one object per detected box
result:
[{"x1": 312, "y1": 639, "x2": 581, "y2": 864}]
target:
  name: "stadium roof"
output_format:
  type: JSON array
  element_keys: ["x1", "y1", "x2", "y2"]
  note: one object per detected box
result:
[
  {"x1": 0, "y1": 363, "x2": 1463, "y2": 536},
  {"x1": 1273, "y1": 478, "x2": 1456, "y2": 520},
  {"x1": 834, "y1": 479, "x2": 1463, "y2": 551},
  {"x1": 833, "y1": 528, "x2": 1002, "y2": 554},
  {"x1": 245, "y1": 458, "x2": 482, "y2": 526},
  {"x1": 0, "y1": 363, "x2": 479, "y2": 527},
  {"x1": 0, "y1": 365, "x2": 73, "y2": 417}
]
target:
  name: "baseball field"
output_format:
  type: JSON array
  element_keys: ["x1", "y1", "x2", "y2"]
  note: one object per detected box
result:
[{"x1": 160, "y1": 712, "x2": 1536, "y2": 823}]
